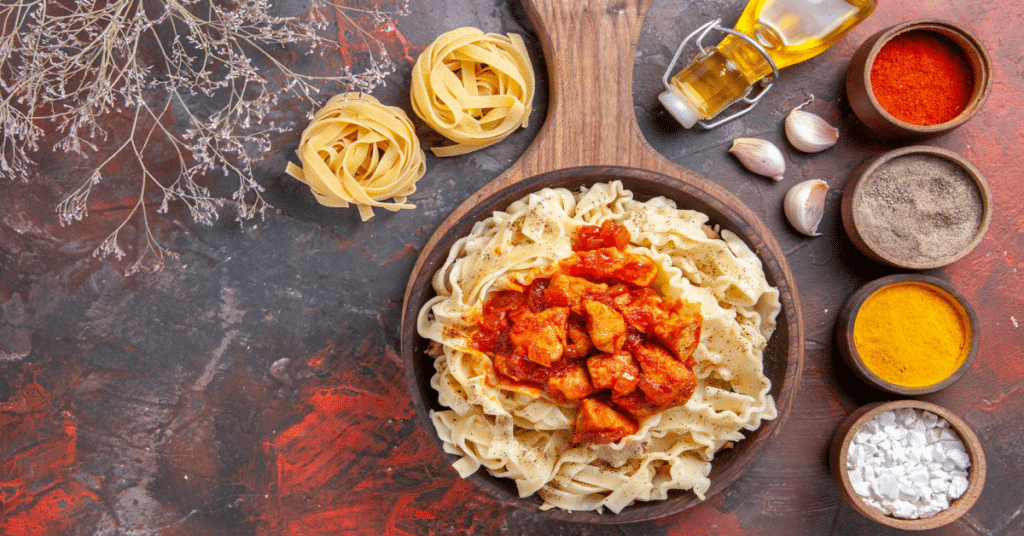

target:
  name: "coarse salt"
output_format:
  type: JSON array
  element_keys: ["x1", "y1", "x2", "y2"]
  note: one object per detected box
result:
[{"x1": 846, "y1": 408, "x2": 971, "y2": 519}]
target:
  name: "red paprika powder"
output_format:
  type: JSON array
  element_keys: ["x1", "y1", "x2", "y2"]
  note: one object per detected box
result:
[{"x1": 870, "y1": 30, "x2": 974, "y2": 125}]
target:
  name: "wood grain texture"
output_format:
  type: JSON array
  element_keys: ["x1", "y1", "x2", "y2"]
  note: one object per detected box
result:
[
  {"x1": 400, "y1": 0, "x2": 805, "y2": 522},
  {"x1": 405, "y1": 0, "x2": 803, "y2": 299}
]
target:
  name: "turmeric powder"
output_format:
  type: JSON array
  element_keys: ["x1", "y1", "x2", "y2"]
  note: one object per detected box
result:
[{"x1": 853, "y1": 281, "x2": 970, "y2": 388}]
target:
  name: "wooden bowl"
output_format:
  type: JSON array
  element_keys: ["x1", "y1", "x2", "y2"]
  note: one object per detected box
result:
[
  {"x1": 402, "y1": 166, "x2": 802, "y2": 522},
  {"x1": 836, "y1": 274, "x2": 979, "y2": 396},
  {"x1": 846, "y1": 19, "x2": 992, "y2": 139},
  {"x1": 399, "y1": 0, "x2": 804, "y2": 521},
  {"x1": 830, "y1": 400, "x2": 986, "y2": 530},
  {"x1": 841, "y1": 145, "x2": 992, "y2": 270}
]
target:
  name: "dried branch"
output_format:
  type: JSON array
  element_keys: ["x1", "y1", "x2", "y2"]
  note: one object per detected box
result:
[{"x1": 1, "y1": 0, "x2": 410, "y2": 275}]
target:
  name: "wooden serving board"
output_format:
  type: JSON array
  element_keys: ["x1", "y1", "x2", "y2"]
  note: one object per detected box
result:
[{"x1": 401, "y1": 0, "x2": 804, "y2": 523}]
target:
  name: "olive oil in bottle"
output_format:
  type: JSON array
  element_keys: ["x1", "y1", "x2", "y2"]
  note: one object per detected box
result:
[{"x1": 659, "y1": 0, "x2": 877, "y2": 128}]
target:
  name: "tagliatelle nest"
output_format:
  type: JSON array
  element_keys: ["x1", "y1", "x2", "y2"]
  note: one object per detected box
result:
[
  {"x1": 286, "y1": 92, "x2": 427, "y2": 221},
  {"x1": 411, "y1": 27, "x2": 536, "y2": 157}
]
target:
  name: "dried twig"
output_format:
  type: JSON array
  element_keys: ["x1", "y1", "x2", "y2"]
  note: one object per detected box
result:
[{"x1": 1, "y1": 0, "x2": 410, "y2": 275}]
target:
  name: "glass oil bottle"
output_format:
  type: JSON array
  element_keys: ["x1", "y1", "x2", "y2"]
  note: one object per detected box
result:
[{"x1": 659, "y1": 0, "x2": 877, "y2": 128}]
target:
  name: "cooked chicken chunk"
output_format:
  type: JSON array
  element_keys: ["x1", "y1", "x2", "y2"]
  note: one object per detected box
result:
[
  {"x1": 569, "y1": 247, "x2": 658, "y2": 287},
  {"x1": 543, "y1": 273, "x2": 607, "y2": 314},
  {"x1": 653, "y1": 301, "x2": 702, "y2": 364},
  {"x1": 586, "y1": 351, "x2": 640, "y2": 397},
  {"x1": 583, "y1": 300, "x2": 627, "y2": 353},
  {"x1": 632, "y1": 342, "x2": 696, "y2": 406},
  {"x1": 571, "y1": 397, "x2": 638, "y2": 445},
  {"x1": 508, "y1": 307, "x2": 570, "y2": 367},
  {"x1": 547, "y1": 365, "x2": 597, "y2": 401}
]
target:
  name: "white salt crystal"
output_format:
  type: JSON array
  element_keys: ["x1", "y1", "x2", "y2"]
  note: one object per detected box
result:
[
  {"x1": 873, "y1": 474, "x2": 900, "y2": 500},
  {"x1": 947, "y1": 449, "x2": 971, "y2": 469},
  {"x1": 850, "y1": 468, "x2": 865, "y2": 487},
  {"x1": 891, "y1": 442, "x2": 905, "y2": 463},
  {"x1": 893, "y1": 500, "x2": 918, "y2": 519},
  {"x1": 853, "y1": 481, "x2": 872, "y2": 497},
  {"x1": 885, "y1": 424, "x2": 908, "y2": 441},
  {"x1": 949, "y1": 475, "x2": 969, "y2": 499},
  {"x1": 899, "y1": 481, "x2": 919, "y2": 501},
  {"x1": 845, "y1": 408, "x2": 972, "y2": 520},
  {"x1": 931, "y1": 477, "x2": 950, "y2": 494},
  {"x1": 919, "y1": 502, "x2": 942, "y2": 518},
  {"x1": 909, "y1": 467, "x2": 930, "y2": 485}
]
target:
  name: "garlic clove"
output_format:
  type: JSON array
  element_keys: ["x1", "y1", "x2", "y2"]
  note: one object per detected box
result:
[
  {"x1": 784, "y1": 179, "x2": 829, "y2": 236},
  {"x1": 729, "y1": 138, "x2": 785, "y2": 181},
  {"x1": 785, "y1": 100, "x2": 839, "y2": 153}
]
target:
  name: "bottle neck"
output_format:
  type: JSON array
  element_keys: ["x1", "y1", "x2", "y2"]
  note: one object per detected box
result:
[
  {"x1": 719, "y1": 33, "x2": 776, "y2": 84},
  {"x1": 665, "y1": 35, "x2": 774, "y2": 124}
]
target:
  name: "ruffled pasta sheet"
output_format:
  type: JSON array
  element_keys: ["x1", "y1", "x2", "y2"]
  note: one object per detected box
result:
[
  {"x1": 411, "y1": 27, "x2": 535, "y2": 157},
  {"x1": 417, "y1": 181, "x2": 781, "y2": 514},
  {"x1": 285, "y1": 92, "x2": 426, "y2": 221}
]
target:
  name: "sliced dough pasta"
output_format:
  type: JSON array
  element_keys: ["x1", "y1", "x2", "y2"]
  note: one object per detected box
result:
[
  {"x1": 411, "y1": 27, "x2": 535, "y2": 157},
  {"x1": 286, "y1": 92, "x2": 426, "y2": 221},
  {"x1": 417, "y1": 182, "x2": 781, "y2": 514}
]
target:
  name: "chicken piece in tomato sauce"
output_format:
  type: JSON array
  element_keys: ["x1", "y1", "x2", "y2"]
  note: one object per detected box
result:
[
  {"x1": 508, "y1": 307, "x2": 570, "y2": 367},
  {"x1": 572, "y1": 397, "x2": 639, "y2": 445},
  {"x1": 468, "y1": 221, "x2": 702, "y2": 445}
]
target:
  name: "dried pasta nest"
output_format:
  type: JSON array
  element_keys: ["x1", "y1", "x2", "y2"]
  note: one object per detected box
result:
[
  {"x1": 286, "y1": 92, "x2": 426, "y2": 221},
  {"x1": 411, "y1": 27, "x2": 536, "y2": 157}
]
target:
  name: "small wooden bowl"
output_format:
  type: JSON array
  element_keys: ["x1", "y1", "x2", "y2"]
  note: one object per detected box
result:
[
  {"x1": 830, "y1": 400, "x2": 986, "y2": 530},
  {"x1": 836, "y1": 274, "x2": 979, "y2": 396},
  {"x1": 841, "y1": 145, "x2": 992, "y2": 270},
  {"x1": 846, "y1": 19, "x2": 992, "y2": 139}
]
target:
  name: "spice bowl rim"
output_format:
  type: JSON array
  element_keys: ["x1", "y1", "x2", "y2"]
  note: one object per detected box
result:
[
  {"x1": 845, "y1": 18, "x2": 993, "y2": 138},
  {"x1": 840, "y1": 145, "x2": 993, "y2": 270},
  {"x1": 829, "y1": 399, "x2": 987, "y2": 530},
  {"x1": 836, "y1": 274, "x2": 980, "y2": 396}
]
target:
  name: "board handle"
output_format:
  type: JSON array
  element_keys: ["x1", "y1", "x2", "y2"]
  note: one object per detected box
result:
[{"x1": 510, "y1": 0, "x2": 664, "y2": 179}]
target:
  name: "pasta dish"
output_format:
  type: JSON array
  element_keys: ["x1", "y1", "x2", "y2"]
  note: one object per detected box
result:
[{"x1": 416, "y1": 181, "x2": 781, "y2": 513}]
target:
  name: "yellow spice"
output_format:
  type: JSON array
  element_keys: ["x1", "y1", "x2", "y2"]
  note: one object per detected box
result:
[{"x1": 853, "y1": 282, "x2": 970, "y2": 388}]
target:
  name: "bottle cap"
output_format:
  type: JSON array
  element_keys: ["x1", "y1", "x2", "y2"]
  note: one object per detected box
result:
[{"x1": 659, "y1": 90, "x2": 700, "y2": 129}]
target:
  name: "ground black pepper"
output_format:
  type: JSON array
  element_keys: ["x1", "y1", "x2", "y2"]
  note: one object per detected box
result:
[{"x1": 855, "y1": 154, "x2": 983, "y2": 264}]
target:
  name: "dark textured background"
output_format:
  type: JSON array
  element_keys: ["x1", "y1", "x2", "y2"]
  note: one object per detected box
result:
[{"x1": 2, "y1": 0, "x2": 1022, "y2": 534}]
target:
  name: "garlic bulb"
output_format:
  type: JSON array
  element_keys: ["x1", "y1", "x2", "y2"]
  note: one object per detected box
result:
[
  {"x1": 785, "y1": 179, "x2": 828, "y2": 236},
  {"x1": 785, "y1": 97, "x2": 839, "y2": 153},
  {"x1": 729, "y1": 138, "x2": 785, "y2": 181}
]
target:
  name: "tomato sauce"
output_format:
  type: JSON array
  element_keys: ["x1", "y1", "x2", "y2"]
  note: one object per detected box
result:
[{"x1": 469, "y1": 221, "x2": 702, "y2": 445}]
